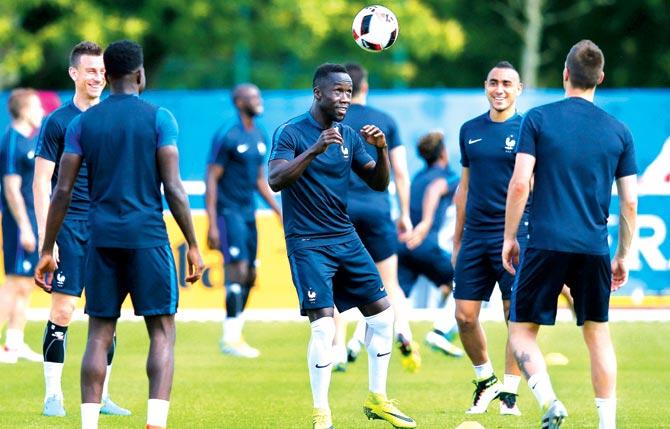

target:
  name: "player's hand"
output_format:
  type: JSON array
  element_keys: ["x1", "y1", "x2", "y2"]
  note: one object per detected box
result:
[
  {"x1": 20, "y1": 226, "x2": 37, "y2": 253},
  {"x1": 405, "y1": 221, "x2": 430, "y2": 250},
  {"x1": 207, "y1": 226, "x2": 220, "y2": 250},
  {"x1": 185, "y1": 245, "x2": 205, "y2": 284},
  {"x1": 313, "y1": 127, "x2": 344, "y2": 154},
  {"x1": 38, "y1": 237, "x2": 60, "y2": 263},
  {"x1": 610, "y1": 257, "x2": 628, "y2": 291},
  {"x1": 396, "y1": 214, "x2": 412, "y2": 242},
  {"x1": 502, "y1": 238, "x2": 520, "y2": 275},
  {"x1": 451, "y1": 240, "x2": 461, "y2": 269},
  {"x1": 360, "y1": 125, "x2": 387, "y2": 149},
  {"x1": 34, "y1": 253, "x2": 57, "y2": 293}
]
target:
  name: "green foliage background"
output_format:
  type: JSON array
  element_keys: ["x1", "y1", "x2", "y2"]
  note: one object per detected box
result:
[{"x1": 1, "y1": 0, "x2": 668, "y2": 89}]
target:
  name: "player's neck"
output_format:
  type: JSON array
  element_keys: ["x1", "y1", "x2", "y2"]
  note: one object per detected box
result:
[
  {"x1": 72, "y1": 93, "x2": 100, "y2": 112},
  {"x1": 488, "y1": 108, "x2": 516, "y2": 123},
  {"x1": 565, "y1": 87, "x2": 596, "y2": 102},
  {"x1": 11, "y1": 119, "x2": 33, "y2": 137},
  {"x1": 309, "y1": 105, "x2": 334, "y2": 129},
  {"x1": 239, "y1": 113, "x2": 255, "y2": 130},
  {"x1": 109, "y1": 78, "x2": 140, "y2": 96}
]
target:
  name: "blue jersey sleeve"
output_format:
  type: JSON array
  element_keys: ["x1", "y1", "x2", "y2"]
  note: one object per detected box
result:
[
  {"x1": 35, "y1": 113, "x2": 62, "y2": 162},
  {"x1": 156, "y1": 107, "x2": 179, "y2": 148},
  {"x1": 458, "y1": 124, "x2": 469, "y2": 167},
  {"x1": 0, "y1": 132, "x2": 17, "y2": 175},
  {"x1": 385, "y1": 116, "x2": 401, "y2": 151},
  {"x1": 615, "y1": 126, "x2": 637, "y2": 178},
  {"x1": 270, "y1": 125, "x2": 296, "y2": 162},
  {"x1": 63, "y1": 116, "x2": 83, "y2": 156},
  {"x1": 517, "y1": 110, "x2": 540, "y2": 157}
]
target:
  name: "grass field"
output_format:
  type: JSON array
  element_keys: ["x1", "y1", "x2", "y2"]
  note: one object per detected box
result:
[{"x1": 0, "y1": 320, "x2": 669, "y2": 428}]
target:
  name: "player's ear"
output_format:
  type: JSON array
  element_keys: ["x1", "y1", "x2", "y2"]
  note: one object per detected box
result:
[
  {"x1": 68, "y1": 66, "x2": 78, "y2": 82},
  {"x1": 563, "y1": 67, "x2": 569, "y2": 83},
  {"x1": 313, "y1": 86, "x2": 322, "y2": 101},
  {"x1": 597, "y1": 71, "x2": 604, "y2": 85}
]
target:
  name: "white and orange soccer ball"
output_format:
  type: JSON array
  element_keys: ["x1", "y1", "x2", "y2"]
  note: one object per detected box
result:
[{"x1": 352, "y1": 5, "x2": 399, "y2": 52}]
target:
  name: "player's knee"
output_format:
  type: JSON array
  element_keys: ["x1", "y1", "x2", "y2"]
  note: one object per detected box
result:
[
  {"x1": 50, "y1": 301, "x2": 76, "y2": 326},
  {"x1": 455, "y1": 311, "x2": 478, "y2": 330},
  {"x1": 310, "y1": 316, "x2": 336, "y2": 344}
]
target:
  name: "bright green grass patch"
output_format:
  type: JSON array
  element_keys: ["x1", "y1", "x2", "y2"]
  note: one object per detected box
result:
[{"x1": 0, "y1": 321, "x2": 668, "y2": 428}]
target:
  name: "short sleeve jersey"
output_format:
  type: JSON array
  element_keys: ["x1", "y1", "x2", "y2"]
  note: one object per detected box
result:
[
  {"x1": 459, "y1": 112, "x2": 525, "y2": 236},
  {"x1": 341, "y1": 104, "x2": 401, "y2": 215},
  {"x1": 0, "y1": 128, "x2": 36, "y2": 216},
  {"x1": 64, "y1": 94, "x2": 178, "y2": 248},
  {"x1": 409, "y1": 165, "x2": 460, "y2": 238},
  {"x1": 270, "y1": 112, "x2": 374, "y2": 254},
  {"x1": 208, "y1": 118, "x2": 267, "y2": 219},
  {"x1": 35, "y1": 101, "x2": 90, "y2": 220},
  {"x1": 517, "y1": 97, "x2": 637, "y2": 254}
]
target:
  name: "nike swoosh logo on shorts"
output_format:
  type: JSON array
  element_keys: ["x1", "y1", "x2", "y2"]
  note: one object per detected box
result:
[
  {"x1": 376, "y1": 352, "x2": 391, "y2": 357},
  {"x1": 315, "y1": 362, "x2": 332, "y2": 369}
]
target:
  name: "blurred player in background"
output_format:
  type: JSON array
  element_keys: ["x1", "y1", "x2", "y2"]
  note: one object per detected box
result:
[
  {"x1": 0, "y1": 88, "x2": 44, "y2": 364},
  {"x1": 33, "y1": 41, "x2": 130, "y2": 417},
  {"x1": 503, "y1": 40, "x2": 637, "y2": 429},
  {"x1": 269, "y1": 63, "x2": 416, "y2": 429},
  {"x1": 35, "y1": 40, "x2": 204, "y2": 429},
  {"x1": 206, "y1": 83, "x2": 281, "y2": 358},
  {"x1": 452, "y1": 61, "x2": 526, "y2": 415},
  {"x1": 333, "y1": 62, "x2": 418, "y2": 372},
  {"x1": 399, "y1": 131, "x2": 464, "y2": 358}
]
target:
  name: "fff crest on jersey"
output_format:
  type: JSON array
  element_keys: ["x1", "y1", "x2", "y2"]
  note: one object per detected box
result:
[{"x1": 504, "y1": 135, "x2": 516, "y2": 153}]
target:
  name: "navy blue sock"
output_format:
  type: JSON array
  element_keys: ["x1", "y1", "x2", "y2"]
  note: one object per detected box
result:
[
  {"x1": 225, "y1": 283, "x2": 243, "y2": 318},
  {"x1": 43, "y1": 321, "x2": 67, "y2": 363}
]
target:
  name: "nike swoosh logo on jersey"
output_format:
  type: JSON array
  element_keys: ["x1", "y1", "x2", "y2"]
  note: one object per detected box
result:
[
  {"x1": 468, "y1": 138, "x2": 482, "y2": 144},
  {"x1": 376, "y1": 352, "x2": 391, "y2": 357},
  {"x1": 315, "y1": 362, "x2": 332, "y2": 369}
]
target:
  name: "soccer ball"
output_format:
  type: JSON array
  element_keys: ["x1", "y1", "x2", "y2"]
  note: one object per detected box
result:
[{"x1": 352, "y1": 5, "x2": 399, "y2": 52}]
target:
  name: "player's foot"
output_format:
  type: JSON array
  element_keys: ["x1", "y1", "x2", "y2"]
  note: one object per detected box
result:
[
  {"x1": 100, "y1": 397, "x2": 132, "y2": 415},
  {"x1": 425, "y1": 330, "x2": 464, "y2": 357},
  {"x1": 42, "y1": 395, "x2": 66, "y2": 417},
  {"x1": 396, "y1": 334, "x2": 421, "y2": 373},
  {"x1": 363, "y1": 392, "x2": 416, "y2": 428},
  {"x1": 346, "y1": 338, "x2": 363, "y2": 363},
  {"x1": 541, "y1": 399, "x2": 567, "y2": 429},
  {"x1": 0, "y1": 346, "x2": 18, "y2": 364},
  {"x1": 443, "y1": 326, "x2": 459, "y2": 342},
  {"x1": 220, "y1": 340, "x2": 260, "y2": 358},
  {"x1": 333, "y1": 362, "x2": 347, "y2": 372},
  {"x1": 465, "y1": 375, "x2": 502, "y2": 414},
  {"x1": 312, "y1": 407, "x2": 334, "y2": 429},
  {"x1": 15, "y1": 343, "x2": 43, "y2": 362},
  {"x1": 499, "y1": 392, "x2": 521, "y2": 416}
]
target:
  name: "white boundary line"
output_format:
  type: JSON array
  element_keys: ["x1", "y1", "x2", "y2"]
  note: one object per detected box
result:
[{"x1": 26, "y1": 308, "x2": 670, "y2": 323}]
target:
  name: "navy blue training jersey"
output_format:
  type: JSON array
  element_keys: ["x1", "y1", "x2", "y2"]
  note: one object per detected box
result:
[
  {"x1": 35, "y1": 101, "x2": 89, "y2": 220},
  {"x1": 64, "y1": 94, "x2": 178, "y2": 248},
  {"x1": 0, "y1": 128, "x2": 36, "y2": 216},
  {"x1": 270, "y1": 112, "x2": 374, "y2": 254},
  {"x1": 459, "y1": 112, "x2": 525, "y2": 236},
  {"x1": 518, "y1": 97, "x2": 637, "y2": 254},
  {"x1": 341, "y1": 104, "x2": 401, "y2": 215},
  {"x1": 208, "y1": 117, "x2": 267, "y2": 219},
  {"x1": 409, "y1": 165, "x2": 459, "y2": 237}
]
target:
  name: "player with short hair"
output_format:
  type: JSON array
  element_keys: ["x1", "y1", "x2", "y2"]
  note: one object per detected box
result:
[
  {"x1": 503, "y1": 40, "x2": 637, "y2": 429},
  {"x1": 334, "y1": 62, "x2": 419, "y2": 372},
  {"x1": 0, "y1": 88, "x2": 44, "y2": 364},
  {"x1": 398, "y1": 131, "x2": 464, "y2": 358},
  {"x1": 452, "y1": 61, "x2": 526, "y2": 415},
  {"x1": 35, "y1": 40, "x2": 204, "y2": 429},
  {"x1": 206, "y1": 83, "x2": 280, "y2": 358},
  {"x1": 269, "y1": 63, "x2": 416, "y2": 429},
  {"x1": 33, "y1": 40, "x2": 130, "y2": 417}
]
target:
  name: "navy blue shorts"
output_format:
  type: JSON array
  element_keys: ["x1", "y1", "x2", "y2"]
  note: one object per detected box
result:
[
  {"x1": 2, "y1": 213, "x2": 38, "y2": 277},
  {"x1": 511, "y1": 248, "x2": 611, "y2": 326},
  {"x1": 84, "y1": 245, "x2": 179, "y2": 318},
  {"x1": 217, "y1": 211, "x2": 257, "y2": 265},
  {"x1": 349, "y1": 205, "x2": 397, "y2": 263},
  {"x1": 454, "y1": 221, "x2": 529, "y2": 302},
  {"x1": 288, "y1": 238, "x2": 386, "y2": 316},
  {"x1": 51, "y1": 219, "x2": 89, "y2": 297},
  {"x1": 397, "y1": 237, "x2": 454, "y2": 296}
]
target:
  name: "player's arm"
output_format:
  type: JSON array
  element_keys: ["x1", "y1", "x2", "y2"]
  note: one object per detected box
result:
[
  {"x1": 205, "y1": 163, "x2": 224, "y2": 249},
  {"x1": 256, "y1": 165, "x2": 282, "y2": 217},
  {"x1": 353, "y1": 125, "x2": 390, "y2": 191},
  {"x1": 611, "y1": 175, "x2": 638, "y2": 290},
  {"x1": 406, "y1": 177, "x2": 448, "y2": 250},
  {"x1": 3, "y1": 174, "x2": 36, "y2": 252},
  {"x1": 390, "y1": 145, "x2": 412, "y2": 238},
  {"x1": 452, "y1": 167, "x2": 469, "y2": 267},
  {"x1": 268, "y1": 127, "x2": 343, "y2": 191},
  {"x1": 502, "y1": 153, "x2": 535, "y2": 274},
  {"x1": 33, "y1": 157, "x2": 56, "y2": 253}
]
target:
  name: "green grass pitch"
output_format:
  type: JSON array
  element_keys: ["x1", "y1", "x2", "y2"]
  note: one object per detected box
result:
[{"x1": 0, "y1": 321, "x2": 668, "y2": 428}]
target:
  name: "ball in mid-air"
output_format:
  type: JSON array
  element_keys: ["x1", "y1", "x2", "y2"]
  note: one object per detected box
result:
[{"x1": 352, "y1": 5, "x2": 399, "y2": 52}]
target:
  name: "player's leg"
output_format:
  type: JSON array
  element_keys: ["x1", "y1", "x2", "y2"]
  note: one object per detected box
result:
[
  {"x1": 0, "y1": 277, "x2": 20, "y2": 363},
  {"x1": 145, "y1": 314, "x2": 176, "y2": 429},
  {"x1": 80, "y1": 316, "x2": 117, "y2": 429},
  {"x1": 499, "y1": 299, "x2": 522, "y2": 415},
  {"x1": 6, "y1": 276, "x2": 42, "y2": 361},
  {"x1": 331, "y1": 308, "x2": 349, "y2": 372},
  {"x1": 99, "y1": 333, "x2": 131, "y2": 415}
]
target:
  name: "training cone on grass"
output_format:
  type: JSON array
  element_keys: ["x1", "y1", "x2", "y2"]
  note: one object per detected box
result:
[
  {"x1": 455, "y1": 421, "x2": 486, "y2": 429},
  {"x1": 545, "y1": 352, "x2": 570, "y2": 366}
]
